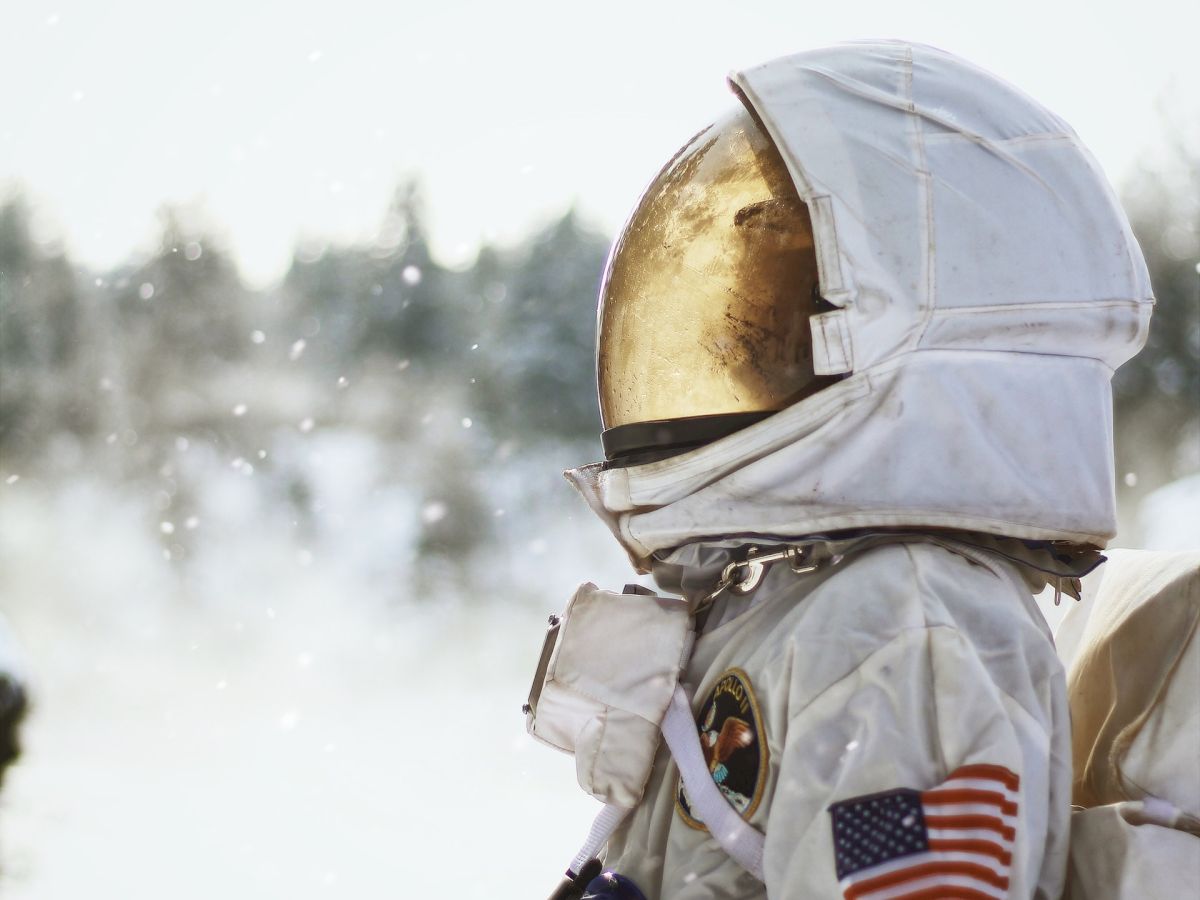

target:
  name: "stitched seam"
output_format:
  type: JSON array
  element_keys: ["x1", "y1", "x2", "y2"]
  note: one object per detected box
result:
[
  {"x1": 906, "y1": 544, "x2": 949, "y2": 778},
  {"x1": 928, "y1": 299, "x2": 1152, "y2": 316},
  {"x1": 910, "y1": 46, "x2": 938, "y2": 352},
  {"x1": 583, "y1": 704, "x2": 609, "y2": 791},
  {"x1": 921, "y1": 131, "x2": 1075, "y2": 146}
]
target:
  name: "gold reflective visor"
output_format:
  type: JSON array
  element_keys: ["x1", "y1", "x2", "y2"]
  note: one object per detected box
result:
[{"x1": 597, "y1": 104, "x2": 828, "y2": 463}]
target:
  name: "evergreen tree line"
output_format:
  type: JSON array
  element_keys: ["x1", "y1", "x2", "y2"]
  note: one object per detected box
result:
[
  {"x1": 0, "y1": 182, "x2": 608, "y2": 463},
  {"x1": 1, "y1": 165, "x2": 1197, "y2": 546}
]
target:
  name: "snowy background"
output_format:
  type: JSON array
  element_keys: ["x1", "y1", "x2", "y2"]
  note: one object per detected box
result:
[
  {"x1": 0, "y1": 443, "x2": 634, "y2": 897},
  {"x1": 2, "y1": 3, "x2": 1199, "y2": 897}
]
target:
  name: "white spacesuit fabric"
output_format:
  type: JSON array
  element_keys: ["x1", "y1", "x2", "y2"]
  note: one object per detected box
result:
[
  {"x1": 526, "y1": 583, "x2": 694, "y2": 808},
  {"x1": 1056, "y1": 550, "x2": 1200, "y2": 899},
  {"x1": 594, "y1": 541, "x2": 1071, "y2": 899}
]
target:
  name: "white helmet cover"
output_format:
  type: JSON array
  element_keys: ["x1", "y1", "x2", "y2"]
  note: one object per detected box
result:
[{"x1": 568, "y1": 41, "x2": 1154, "y2": 568}]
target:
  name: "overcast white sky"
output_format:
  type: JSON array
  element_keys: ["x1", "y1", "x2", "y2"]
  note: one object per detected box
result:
[{"x1": 3, "y1": 0, "x2": 1198, "y2": 286}]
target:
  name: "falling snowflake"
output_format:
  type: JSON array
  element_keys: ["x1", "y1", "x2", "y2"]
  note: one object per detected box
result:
[
  {"x1": 299, "y1": 417, "x2": 315, "y2": 433},
  {"x1": 250, "y1": 330, "x2": 266, "y2": 344},
  {"x1": 139, "y1": 282, "x2": 155, "y2": 300},
  {"x1": 184, "y1": 242, "x2": 202, "y2": 261},
  {"x1": 232, "y1": 403, "x2": 248, "y2": 417},
  {"x1": 402, "y1": 265, "x2": 422, "y2": 285},
  {"x1": 421, "y1": 501, "x2": 448, "y2": 524},
  {"x1": 160, "y1": 521, "x2": 175, "y2": 535},
  {"x1": 289, "y1": 338, "x2": 307, "y2": 361}
]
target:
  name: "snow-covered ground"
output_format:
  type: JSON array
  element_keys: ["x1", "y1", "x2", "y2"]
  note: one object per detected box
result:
[
  {"x1": 0, "y1": 433, "x2": 635, "y2": 898},
  {"x1": 1, "y1": 429, "x2": 1195, "y2": 897}
]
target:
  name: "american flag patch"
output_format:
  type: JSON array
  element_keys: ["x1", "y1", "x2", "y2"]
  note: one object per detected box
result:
[{"x1": 829, "y1": 764, "x2": 1019, "y2": 900}]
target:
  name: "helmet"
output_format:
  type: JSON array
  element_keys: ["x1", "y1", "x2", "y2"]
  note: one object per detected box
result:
[
  {"x1": 571, "y1": 42, "x2": 1154, "y2": 562},
  {"x1": 596, "y1": 101, "x2": 835, "y2": 465}
]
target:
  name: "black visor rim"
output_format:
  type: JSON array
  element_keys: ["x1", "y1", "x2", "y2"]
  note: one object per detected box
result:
[{"x1": 601, "y1": 412, "x2": 774, "y2": 467}]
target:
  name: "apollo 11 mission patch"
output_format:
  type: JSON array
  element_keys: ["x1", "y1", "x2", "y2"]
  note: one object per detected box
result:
[{"x1": 676, "y1": 667, "x2": 768, "y2": 830}]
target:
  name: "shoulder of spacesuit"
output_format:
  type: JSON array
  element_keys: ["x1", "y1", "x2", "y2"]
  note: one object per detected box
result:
[
  {"x1": 717, "y1": 539, "x2": 1058, "y2": 769},
  {"x1": 790, "y1": 536, "x2": 1023, "y2": 620},
  {"x1": 756, "y1": 537, "x2": 1048, "y2": 684}
]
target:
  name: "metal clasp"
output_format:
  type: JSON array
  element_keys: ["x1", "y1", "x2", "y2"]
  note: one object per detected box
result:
[
  {"x1": 729, "y1": 545, "x2": 820, "y2": 594},
  {"x1": 694, "y1": 544, "x2": 822, "y2": 613}
]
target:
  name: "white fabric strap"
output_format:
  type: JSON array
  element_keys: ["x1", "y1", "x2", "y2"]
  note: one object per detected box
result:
[
  {"x1": 1139, "y1": 795, "x2": 1183, "y2": 829},
  {"x1": 661, "y1": 684, "x2": 766, "y2": 881},
  {"x1": 809, "y1": 308, "x2": 854, "y2": 375},
  {"x1": 568, "y1": 802, "x2": 631, "y2": 878},
  {"x1": 565, "y1": 685, "x2": 766, "y2": 882}
]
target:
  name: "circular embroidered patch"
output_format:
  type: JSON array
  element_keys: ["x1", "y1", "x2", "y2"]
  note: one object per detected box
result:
[{"x1": 676, "y1": 667, "x2": 768, "y2": 831}]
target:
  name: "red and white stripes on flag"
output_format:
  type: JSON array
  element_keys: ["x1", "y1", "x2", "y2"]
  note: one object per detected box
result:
[{"x1": 829, "y1": 764, "x2": 1020, "y2": 900}]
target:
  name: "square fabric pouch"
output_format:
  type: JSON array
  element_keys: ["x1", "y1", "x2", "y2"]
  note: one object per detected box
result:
[{"x1": 526, "y1": 583, "x2": 694, "y2": 807}]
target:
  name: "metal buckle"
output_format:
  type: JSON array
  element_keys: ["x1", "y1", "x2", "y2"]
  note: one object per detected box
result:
[{"x1": 523, "y1": 613, "x2": 561, "y2": 717}]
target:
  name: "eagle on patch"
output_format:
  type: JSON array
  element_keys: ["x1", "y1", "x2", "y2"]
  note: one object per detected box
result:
[{"x1": 676, "y1": 668, "x2": 768, "y2": 830}]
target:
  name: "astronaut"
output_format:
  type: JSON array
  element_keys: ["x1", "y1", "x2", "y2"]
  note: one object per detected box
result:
[{"x1": 530, "y1": 41, "x2": 1153, "y2": 900}]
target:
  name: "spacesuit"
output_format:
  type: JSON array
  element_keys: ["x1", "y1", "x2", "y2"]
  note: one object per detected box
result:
[{"x1": 528, "y1": 41, "x2": 1153, "y2": 900}]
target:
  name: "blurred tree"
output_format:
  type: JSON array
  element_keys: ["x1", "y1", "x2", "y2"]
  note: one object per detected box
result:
[
  {"x1": 476, "y1": 208, "x2": 608, "y2": 440},
  {"x1": 283, "y1": 181, "x2": 467, "y2": 376},
  {"x1": 281, "y1": 244, "x2": 373, "y2": 369},
  {"x1": 1114, "y1": 131, "x2": 1200, "y2": 524},
  {"x1": 362, "y1": 182, "x2": 467, "y2": 364},
  {"x1": 0, "y1": 193, "x2": 91, "y2": 457},
  {"x1": 106, "y1": 206, "x2": 253, "y2": 430},
  {"x1": 414, "y1": 439, "x2": 492, "y2": 590}
]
